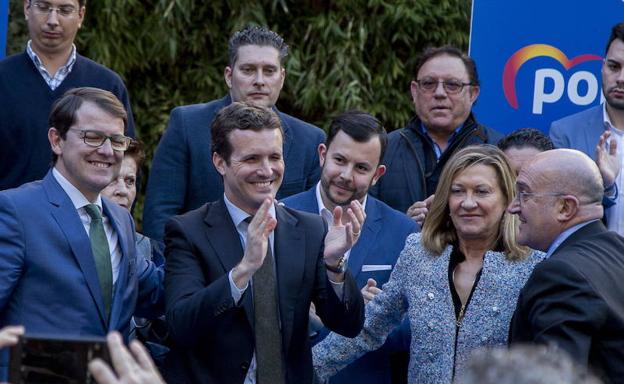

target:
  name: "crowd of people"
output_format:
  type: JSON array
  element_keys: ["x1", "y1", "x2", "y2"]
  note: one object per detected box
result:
[{"x1": 0, "y1": 1, "x2": 623, "y2": 383}]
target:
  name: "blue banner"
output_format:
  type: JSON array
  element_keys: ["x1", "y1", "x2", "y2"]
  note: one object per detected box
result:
[
  {"x1": 0, "y1": 0, "x2": 7, "y2": 58},
  {"x1": 469, "y1": 0, "x2": 624, "y2": 134}
]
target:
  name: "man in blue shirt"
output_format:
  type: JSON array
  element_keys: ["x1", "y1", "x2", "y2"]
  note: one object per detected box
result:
[{"x1": 0, "y1": 0, "x2": 135, "y2": 191}]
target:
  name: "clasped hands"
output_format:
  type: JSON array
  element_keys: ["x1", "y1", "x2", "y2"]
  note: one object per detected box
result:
[{"x1": 232, "y1": 198, "x2": 366, "y2": 288}]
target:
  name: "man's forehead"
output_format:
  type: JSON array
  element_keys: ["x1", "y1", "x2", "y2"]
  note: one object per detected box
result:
[
  {"x1": 606, "y1": 39, "x2": 624, "y2": 61},
  {"x1": 418, "y1": 54, "x2": 468, "y2": 79},
  {"x1": 235, "y1": 45, "x2": 280, "y2": 64}
]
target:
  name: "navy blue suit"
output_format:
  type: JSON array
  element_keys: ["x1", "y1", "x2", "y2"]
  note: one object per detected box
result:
[
  {"x1": 282, "y1": 188, "x2": 419, "y2": 384},
  {"x1": 143, "y1": 95, "x2": 326, "y2": 240},
  {"x1": 163, "y1": 199, "x2": 364, "y2": 383},
  {"x1": 0, "y1": 171, "x2": 163, "y2": 378}
]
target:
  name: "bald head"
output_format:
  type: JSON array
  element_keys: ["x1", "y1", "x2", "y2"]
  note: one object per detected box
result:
[
  {"x1": 525, "y1": 149, "x2": 603, "y2": 206},
  {"x1": 509, "y1": 149, "x2": 604, "y2": 251}
]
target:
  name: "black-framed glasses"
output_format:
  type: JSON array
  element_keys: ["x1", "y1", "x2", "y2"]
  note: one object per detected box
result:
[
  {"x1": 70, "y1": 129, "x2": 132, "y2": 151},
  {"x1": 415, "y1": 78, "x2": 473, "y2": 94},
  {"x1": 29, "y1": 1, "x2": 80, "y2": 18},
  {"x1": 514, "y1": 191, "x2": 564, "y2": 207}
]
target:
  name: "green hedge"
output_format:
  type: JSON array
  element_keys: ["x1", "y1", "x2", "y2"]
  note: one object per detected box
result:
[{"x1": 8, "y1": 0, "x2": 471, "y2": 226}]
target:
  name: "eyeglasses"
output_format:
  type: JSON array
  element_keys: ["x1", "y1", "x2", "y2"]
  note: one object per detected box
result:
[
  {"x1": 70, "y1": 129, "x2": 132, "y2": 151},
  {"x1": 415, "y1": 78, "x2": 473, "y2": 94},
  {"x1": 29, "y1": 1, "x2": 80, "y2": 18},
  {"x1": 513, "y1": 191, "x2": 564, "y2": 207}
]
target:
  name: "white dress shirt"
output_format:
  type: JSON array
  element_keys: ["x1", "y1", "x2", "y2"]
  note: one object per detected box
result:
[{"x1": 52, "y1": 168, "x2": 121, "y2": 284}]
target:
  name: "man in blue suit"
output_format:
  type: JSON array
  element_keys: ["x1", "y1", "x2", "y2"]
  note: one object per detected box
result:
[
  {"x1": 550, "y1": 22, "x2": 624, "y2": 235},
  {"x1": 283, "y1": 111, "x2": 419, "y2": 384},
  {"x1": 143, "y1": 26, "x2": 326, "y2": 241},
  {"x1": 0, "y1": 88, "x2": 162, "y2": 378}
]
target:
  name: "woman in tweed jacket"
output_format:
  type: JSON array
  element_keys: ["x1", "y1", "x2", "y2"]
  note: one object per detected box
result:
[{"x1": 313, "y1": 145, "x2": 545, "y2": 383}]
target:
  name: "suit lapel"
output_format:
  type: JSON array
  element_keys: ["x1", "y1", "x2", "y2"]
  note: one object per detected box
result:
[
  {"x1": 274, "y1": 205, "x2": 305, "y2": 354},
  {"x1": 43, "y1": 172, "x2": 108, "y2": 329},
  {"x1": 276, "y1": 109, "x2": 293, "y2": 162},
  {"x1": 203, "y1": 200, "x2": 253, "y2": 326},
  {"x1": 348, "y1": 197, "x2": 381, "y2": 280},
  {"x1": 583, "y1": 106, "x2": 607, "y2": 160},
  {"x1": 103, "y1": 200, "x2": 130, "y2": 330}
]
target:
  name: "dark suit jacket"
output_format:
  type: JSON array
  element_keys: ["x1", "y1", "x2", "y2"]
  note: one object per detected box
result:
[
  {"x1": 0, "y1": 171, "x2": 163, "y2": 378},
  {"x1": 510, "y1": 220, "x2": 624, "y2": 383},
  {"x1": 163, "y1": 199, "x2": 365, "y2": 384},
  {"x1": 142, "y1": 95, "x2": 326, "y2": 241},
  {"x1": 282, "y1": 189, "x2": 418, "y2": 384}
]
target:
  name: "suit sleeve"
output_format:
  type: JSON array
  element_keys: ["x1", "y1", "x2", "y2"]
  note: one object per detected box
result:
[
  {"x1": 0, "y1": 194, "x2": 25, "y2": 312},
  {"x1": 549, "y1": 120, "x2": 570, "y2": 149},
  {"x1": 143, "y1": 108, "x2": 189, "y2": 241},
  {"x1": 520, "y1": 258, "x2": 607, "y2": 364},
  {"x1": 304, "y1": 129, "x2": 326, "y2": 191},
  {"x1": 164, "y1": 216, "x2": 240, "y2": 348},
  {"x1": 313, "y1": 242, "x2": 410, "y2": 381},
  {"x1": 134, "y1": 236, "x2": 165, "y2": 318}
]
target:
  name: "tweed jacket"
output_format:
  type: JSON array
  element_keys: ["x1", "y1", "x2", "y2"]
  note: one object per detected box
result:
[{"x1": 313, "y1": 233, "x2": 545, "y2": 384}]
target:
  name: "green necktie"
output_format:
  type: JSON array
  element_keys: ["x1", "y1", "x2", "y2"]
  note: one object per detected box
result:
[{"x1": 84, "y1": 204, "x2": 113, "y2": 319}]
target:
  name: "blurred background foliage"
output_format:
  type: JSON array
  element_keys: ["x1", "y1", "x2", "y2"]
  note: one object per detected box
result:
[{"x1": 7, "y1": 0, "x2": 471, "y2": 225}]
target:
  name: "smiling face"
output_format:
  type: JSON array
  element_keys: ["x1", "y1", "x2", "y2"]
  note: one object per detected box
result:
[
  {"x1": 410, "y1": 54, "x2": 479, "y2": 135},
  {"x1": 24, "y1": 0, "x2": 85, "y2": 58},
  {"x1": 448, "y1": 164, "x2": 506, "y2": 245},
  {"x1": 318, "y1": 131, "x2": 385, "y2": 210},
  {"x1": 224, "y1": 45, "x2": 285, "y2": 108},
  {"x1": 507, "y1": 162, "x2": 561, "y2": 251},
  {"x1": 49, "y1": 101, "x2": 124, "y2": 202},
  {"x1": 603, "y1": 39, "x2": 624, "y2": 112},
  {"x1": 213, "y1": 128, "x2": 284, "y2": 215},
  {"x1": 101, "y1": 156, "x2": 138, "y2": 210}
]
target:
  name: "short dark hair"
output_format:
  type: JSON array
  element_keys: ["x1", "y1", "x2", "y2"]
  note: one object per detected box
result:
[
  {"x1": 49, "y1": 87, "x2": 128, "y2": 163},
  {"x1": 497, "y1": 128, "x2": 554, "y2": 152},
  {"x1": 414, "y1": 46, "x2": 479, "y2": 86},
  {"x1": 211, "y1": 102, "x2": 283, "y2": 163},
  {"x1": 124, "y1": 139, "x2": 146, "y2": 169},
  {"x1": 326, "y1": 110, "x2": 388, "y2": 163},
  {"x1": 228, "y1": 26, "x2": 289, "y2": 67},
  {"x1": 606, "y1": 22, "x2": 624, "y2": 54}
]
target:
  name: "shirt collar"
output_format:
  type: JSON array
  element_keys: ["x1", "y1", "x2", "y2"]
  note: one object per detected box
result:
[
  {"x1": 223, "y1": 193, "x2": 276, "y2": 228},
  {"x1": 52, "y1": 168, "x2": 103, "y2": 211},
  {"x1": 420, "y1": 122, "x2": 464, "y2": 158},
  {"x1": 314, "y1": 182, "x2": 368, "y2": 224},
  {"x1": 545, "y1": 220, "x2": 597, "y2": 258},
  {"x1": 26, "y1": 40, "x2": 77, "y2": 74}
]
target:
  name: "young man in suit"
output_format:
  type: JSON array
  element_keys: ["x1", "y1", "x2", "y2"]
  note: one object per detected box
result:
[
  {"x1": 163, "y1": 102, "x2": 364, "y2": 384},
  {"x1": 0, "y1": 87, "x2": 162, "y2": 379},
  {"x1": 0, "y1": 0, "x2": 135, "y2": 191},
  {"x1": 143, "y1": 26, "x2": 325, "y2": 241},
  {"x1": 508, "y1": 148, "x2": 624, "y2": 383},
  {"x1": 549, "y1": 22, "x2": 624, "y2": 235},
  {"x1": 283, "y1": 110, "x2": 418, "y2": 384}
]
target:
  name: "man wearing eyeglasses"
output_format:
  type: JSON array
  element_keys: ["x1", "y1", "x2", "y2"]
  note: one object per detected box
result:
[
  {"x1": 508, "y1": 149, "x2": 624, "y2": 383},
  {"x1": 550, "y1": 22, "x2": 624, "y2": 236},
  {"x1": 370, "y1": 46, "x2": 503, "y2": 225},
  {"x1": 0, "y1": 0, "x2": 135, "y2": 191},
  {"x1": 0, "y1": 88, "x2": 162, "y2": 380}
]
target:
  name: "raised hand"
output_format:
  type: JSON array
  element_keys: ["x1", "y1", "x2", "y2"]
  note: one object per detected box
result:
[
  {"x1": 596, "y1": 130, "x2": 620, "y2": 190},
  {"x1": 232, "y1": 198, "x2": 277, "y2": 289},
  {"x1": 407, "y1": 194, "x2": 434, "y2": 226},
  {"x1": 323, "y1": 200, "x2": 366, "y2": 266}
]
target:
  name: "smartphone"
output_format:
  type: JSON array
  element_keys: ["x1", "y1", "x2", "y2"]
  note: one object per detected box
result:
[{"x1": 8, "y1": 334, "x2": 111, "y2": 384}]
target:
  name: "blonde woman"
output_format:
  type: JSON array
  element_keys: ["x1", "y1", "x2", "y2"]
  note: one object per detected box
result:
[{"x1": 313, "y1": 145, "x2": 545, "y2": 383}]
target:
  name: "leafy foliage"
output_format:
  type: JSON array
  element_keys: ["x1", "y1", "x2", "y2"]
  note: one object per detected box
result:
[{"x1": 7, "y1": 0, "x2": 471, "y2": 225}]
